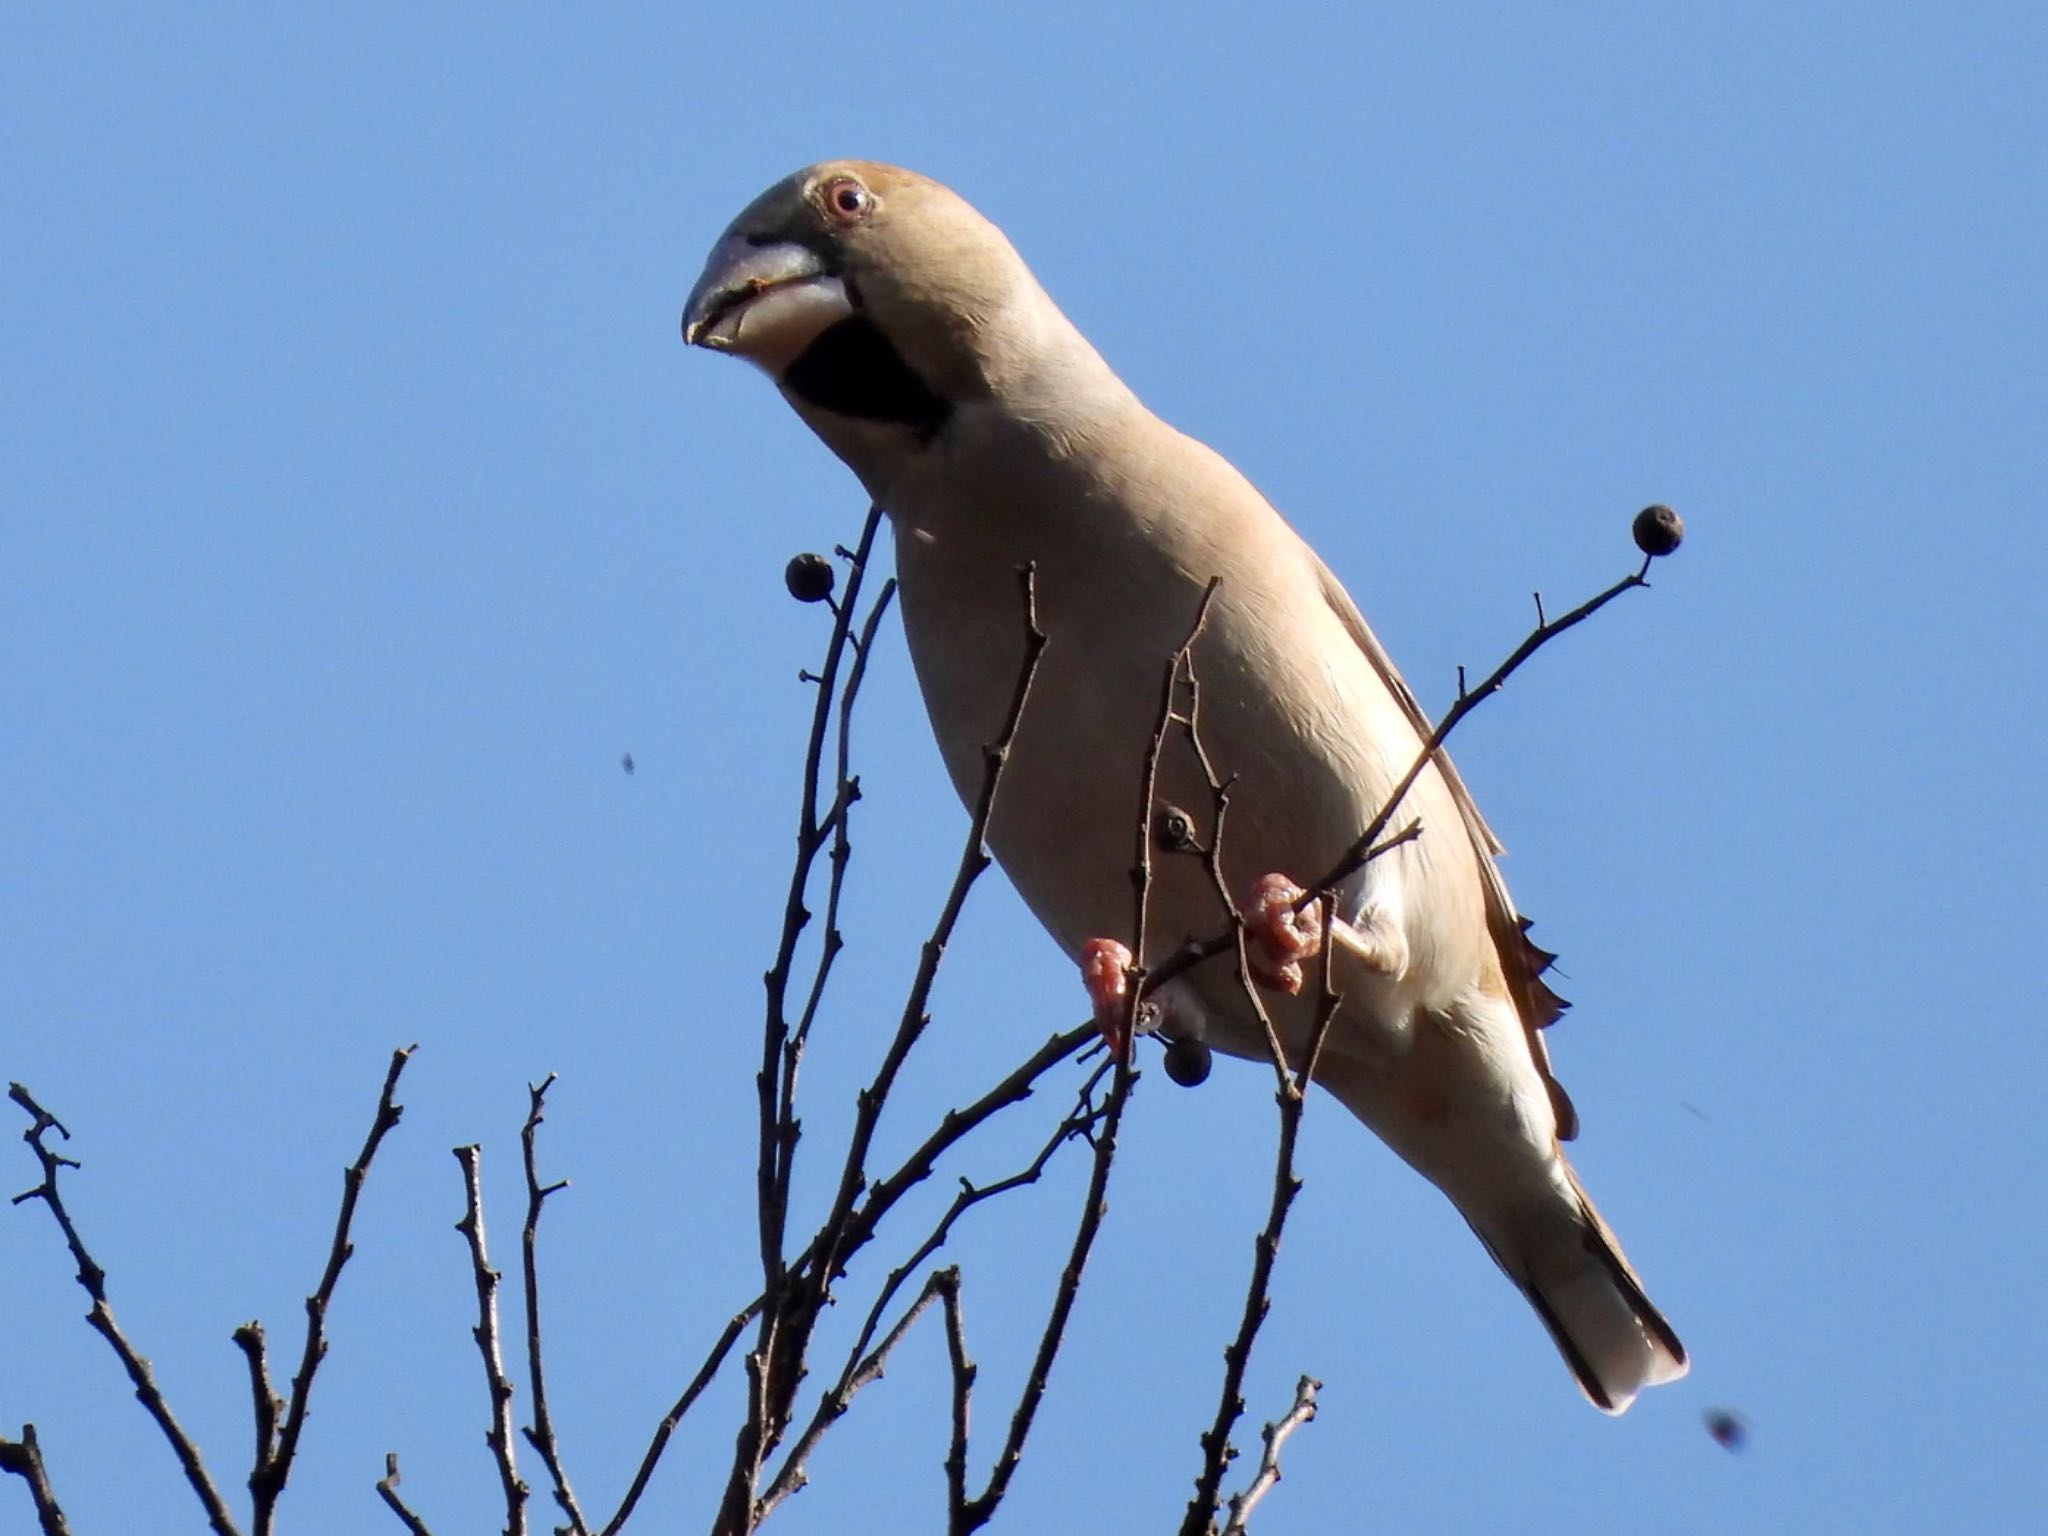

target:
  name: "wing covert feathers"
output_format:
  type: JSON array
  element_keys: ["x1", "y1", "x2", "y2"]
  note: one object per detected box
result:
[{"x1": 1311, "y1": 557, "x2": 1576, "y2": 1137}]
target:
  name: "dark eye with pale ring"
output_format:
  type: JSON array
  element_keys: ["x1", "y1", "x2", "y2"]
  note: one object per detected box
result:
[{"x1": 819, "y1": 178, "x2": 873, "y2": 224}]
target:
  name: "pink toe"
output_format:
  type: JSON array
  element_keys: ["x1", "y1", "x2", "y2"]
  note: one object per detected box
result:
[
  {"x1": 1247, "y1": 873, "x2": 1323, "y2": 995},
  {"x1": 1080, "y1": 938, "x2": 1135, "y2": 1057}
]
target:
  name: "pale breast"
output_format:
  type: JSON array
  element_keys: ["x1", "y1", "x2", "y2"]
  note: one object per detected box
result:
[{"x1": 886, "y1": 403, "x2": 1492, "y2": 1020}]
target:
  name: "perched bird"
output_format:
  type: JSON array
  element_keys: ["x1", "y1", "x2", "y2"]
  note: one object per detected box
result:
[{"x1": 682, "y1": 161, "x2": 1686, "y2": 1413}]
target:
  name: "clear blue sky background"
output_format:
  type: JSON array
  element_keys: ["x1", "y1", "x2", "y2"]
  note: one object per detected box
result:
[{"x1": 6, "y1": 5, "x2": 2045, "y2": 1533}]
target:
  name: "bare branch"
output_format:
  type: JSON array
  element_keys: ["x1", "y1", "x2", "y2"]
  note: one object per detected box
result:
[
  {"x1": 1220, "y1": 1376, "x2": 1321, "y2": 1536},
  {"x1": 855, "y1": 1058, "x2": 1115, "y2": 1369},
  {"x1": 1136, "y1": 554, "x2": 1658, "y2": 1004},
  {"x1": 718, "y1": 560, "x2": 1051, "y2": 1535},
  {"x1": 230, "y1": 1323, "x2": 282, "y2": 1488},
  {"x1": 251, "y1": 1044, "x2": 416, "y2": 1535},
  {"x1": 453, "y1": 1144, "x2": 528, "y2": 1536},
  {"x1": 0, "y1": 1424, "x2": 72, "y2": 1536},
  {"x1": 761, "y1": 1059, "x2": 1113, "y2": 1511},
  {"x1": 9, "y1": 1081, "x2": 241, "y2": 1536},
  {"x1": 835, "y1": 1022, "x2": 1096, "y2": 1265},
  {"x1": 1122, "y1": 577, "x2": 1226, "y2": 1042},
  {"x1": 600, "y1": 1299, "x2": 762, "y2": 1536},
  {"x1": 1177, "y1": 560, "x2": 1660, "y2": 1525},
  {"x1": 376, "y1": 1453, "x2": 435, "y2": 1536},
  {"x1": 757, "y1": 504, "x2": 889, "y2": 1309},
  {"x1": 954, "y1": 1052, "x2": 1136, "y2": 1534},
  {"x1": 1178, "y1": 847, "x2": 1334, "y2": 1536},
  {"x1": 949, "y1": 580, "x2": 1247, "y2": 1533},
  {"x1": 809, "y1": 563, "x2": 1047, "y2": 1296},
  {"x1": 940, "y1": 1276, "x2": 975, "y2": 1523},
  {"x1": 1309, "y1": 557, "x2": 1654, "y2": 903},
  {"x1": 791, "y1": 572, "x2": 899, "y2": 1057},
  {"x1": 518, "y1": 1076, "x2": 590, "y2": 1536},
  {"x1": 755, "y1": 1267, "x2": 964, "y2": 1519}
]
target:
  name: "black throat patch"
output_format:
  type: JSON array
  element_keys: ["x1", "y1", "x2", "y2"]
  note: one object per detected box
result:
[{"x1": 781, "y1": 317, "x2": 952, "y2": 442}]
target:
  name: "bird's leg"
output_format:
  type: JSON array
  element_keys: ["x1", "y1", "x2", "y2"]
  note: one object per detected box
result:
[
  {"x1": 1080, "y1": 937, "x2": 1136, "y2": 1060},
  {"x1": 1246, "y1": 873, "x2": 1408, "y2": 994}
]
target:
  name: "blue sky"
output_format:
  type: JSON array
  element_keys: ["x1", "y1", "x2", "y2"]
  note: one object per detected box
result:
[{"x1": 5, "y1": 4, "x2": 2045, "y2": 1532}]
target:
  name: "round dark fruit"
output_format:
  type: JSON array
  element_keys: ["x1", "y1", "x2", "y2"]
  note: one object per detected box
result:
[
  {"x1": 1632, "y1": 504, "x2": 1685, "y2": 558},
  {"x1": 784, "y1": 552, "x2": 836, "y2": 603},
  {"x1": 1162, "y1": 1035, "x2": 1213, "y2": 1087}
]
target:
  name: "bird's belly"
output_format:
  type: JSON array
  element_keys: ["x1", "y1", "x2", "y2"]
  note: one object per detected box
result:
[{"x1": 888, "y1": 508, "x2": 1472, "y2": 1036}]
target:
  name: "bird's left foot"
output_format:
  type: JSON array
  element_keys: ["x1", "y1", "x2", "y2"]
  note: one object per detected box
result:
[
  {"x1": 1246, "y1": 874, "x2": 1324, "y2": 994},
  {"x1": 1247, "y1": 873, "x2": 1409, "y2": 992},
  {"x1": 1080, "y1": 938, "x2": 1136, "y2": 1059}
]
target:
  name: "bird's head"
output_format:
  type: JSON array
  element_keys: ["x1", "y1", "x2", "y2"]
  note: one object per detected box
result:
[{"x1": 684, "y1": 162, "x2": 1119, "y2": 482}]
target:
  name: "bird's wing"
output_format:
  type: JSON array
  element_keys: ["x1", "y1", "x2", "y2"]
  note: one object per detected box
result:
[{"x1": 1310, "y1": 555, "x2": 1578, "y2": 1139}]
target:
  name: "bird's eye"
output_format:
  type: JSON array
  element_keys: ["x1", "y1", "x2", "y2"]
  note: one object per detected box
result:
[{"x1": 819, "y1": 177, "x2": 873, "y2": 224}]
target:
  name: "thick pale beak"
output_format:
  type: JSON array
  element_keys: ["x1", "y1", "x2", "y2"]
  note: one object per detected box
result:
[{"x1": 681, "y1": 234, "x2": 853, "y2": 374}]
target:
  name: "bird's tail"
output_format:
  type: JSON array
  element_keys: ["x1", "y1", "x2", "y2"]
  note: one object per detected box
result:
[{"x1": 1475, "y1": 1164, "x2": 1688, "y2": 1414}]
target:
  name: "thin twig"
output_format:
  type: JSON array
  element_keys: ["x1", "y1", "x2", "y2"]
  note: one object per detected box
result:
[
  {"x1": 810, "y1": 563, "x2": 1048, "y2": 1293},
  {"x1": 835, "y1": 1023, "x2": 1097, "y2": 1265},
  {"x1": 1177, "y1": 557, "x2": 1653, "y2": 1527},
  {"x1": 543, "y1": 994, "x2": 1065, "y2": 1535},
  {"x1": 1123, "y1": 578, "x2": 1226, "y2": 1046},
  {"x1": 9, "y1": 1082, "x2": 241, "y2": 1536},
  {"x1": 1176, "y1": 741, "x2": 1332, "y2": 1536},
  {"x1": 791, "y1": 576, "x2": 899, "y2": 1056},
  {"x1": 757, "y1": 505, "x2": 889, "y2": 1314},
  {"x1": 518, "y1": 1076, "x2": 590, "y2": 1536},
  {"x1": 950, "y1": 586, "x2": 1239, "y2": 1531},
  {"x1": 1220, "y1": 1376, "x2": 1321, "y2": 1536},
  {"x1": 849, "y1": 1059, "x2": 1115, "y2": 1376},
  {"x1": 717, "y1": 509, "x2": 888, "y2": 1536},
  {"x1": 251, "y1": 1045, "x2": 416, "y2": 1535},
  {"x1": 376, "y1": 1453, "x2": 435, "y2": 1536},
  {"x1": 1308, "y1": 558, "x2": 1654, "y2": 902},
  {"x1": 0, "y1": 1424, "x2": 72, "y2": 1536},
  {"x1": 954, "y1": 1052, "x2": 1136, "y2": 1535},
  {"x1": 940, "y1": 1276, "x2": 975, "y2": 1523},
  {"x1": 1179, "y1": 1058, "x2": 1307, "y2": 1535},
  {"x1": 453, "y1": 1145, "x2": 528, "y2": 1536},
  {"x1": 714, "y1": 562, "x2": 1047, "y2": 1536},
  {"x1": 760, "y1": 1059, "x2": 1114, "y2": 1511},
  {"x1": 1136, "y1": 556, "x2": 1657, "y2": 1003},
  {"x1": 600, "y1": 1300, "x2": 762, "y2": 1536},
  {"x1": 753, "y1": 1268, "x2": 963, "y2": 1520},
  {"x1": 230, "y1": 1323, "x2": 282, "y2": 1486}
]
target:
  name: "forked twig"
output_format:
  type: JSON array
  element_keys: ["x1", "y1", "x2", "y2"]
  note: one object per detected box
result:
[
  {"x1": 7, "y1": 1081, "x2": 239, "y2": 1535},
  {"x1": 519, "y1": 1076, "x2": 590, "y2": 1536},
  {"x1": 0, "y1": 1424, "x2": 71, "y2": 1536},
  {"x1": 601, "y1": 1301, "x2": 762, "y2": 1536},
  {"x1": 1220, "y1": 1376, "x2": 1321, "y2": 1536},
  {"x1": 761, "y1": 1058, "x2": 1115, "y2": 1512},
  {"x1": 376, "y1": 1454, "x2": 434, "y2": 1536},
  {"x1": 951, "y1": 579, "x2": 1224, "y2": 1534},
  {"x1": 1137, "y1": 554, "x2": 1660, "y2": 1005},
  {"x1": 754, "y1": 1266, "x2": 965, "y2": 1519},
  {"x1": 712, "y1": 561, "x2": 1049, "y2": 1536},
  {"x1": 952, "y1": 1053, "x2": 1136, "y2": 1535},
  {"x1": 757, "y1": 505, "x2": 890, "y2": 1311},
  {"x1": 250, "y1": 1045, "x2": 416, "y2": 1535}
]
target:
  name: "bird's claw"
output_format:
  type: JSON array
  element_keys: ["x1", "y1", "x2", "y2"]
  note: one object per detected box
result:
[
  {"x1": 1247, "y1": 873, "x2": 1324, "y2": 994},
  {"x1": 1080, "y1": 937, "x2": 1136, "y2": 1060}
]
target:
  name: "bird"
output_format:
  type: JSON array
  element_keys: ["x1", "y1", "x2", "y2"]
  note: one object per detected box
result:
[{"x1": 681, "y1": 161, "x2": 1686, "y2": 1413}]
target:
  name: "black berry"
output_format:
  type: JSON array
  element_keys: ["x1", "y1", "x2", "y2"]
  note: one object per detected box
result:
[
  {"x1": 1632, "y1": 504, "x2": 1685, "y2": 558},
  {"x1": 1162, "y1": 1036, "x2": 1212, "y2": 1088},
  {"x1": 784, "y1": 552, "x2": 836, "y2": 603}
]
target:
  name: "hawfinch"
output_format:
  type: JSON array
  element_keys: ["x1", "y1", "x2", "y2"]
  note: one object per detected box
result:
[{"x1": 683, "y1": 162, "x2": 1685, "y2": 1413}]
